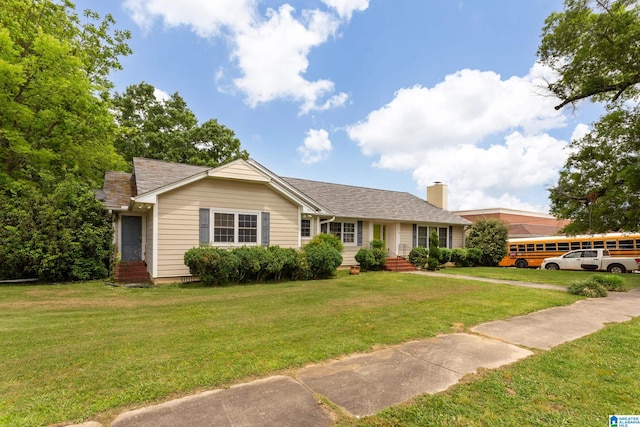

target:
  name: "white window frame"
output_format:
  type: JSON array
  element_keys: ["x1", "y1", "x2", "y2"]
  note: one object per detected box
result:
[
  {"x1": 417, "y1": 226, "x2": 449, "y2": 249},
  {"x1": 321, "y1": 220, "x2": 358, "y2": 246},
  {"x1": 210, "y1": 209, "x2": 262, "y2": 247},
  {"x1": 301, "y1": 218, "x2": 311, "y2": 239}
]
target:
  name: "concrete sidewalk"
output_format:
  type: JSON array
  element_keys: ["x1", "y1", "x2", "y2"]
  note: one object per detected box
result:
[{"x1": 75, "y1": 287, "x2": 640, "y2": 427}]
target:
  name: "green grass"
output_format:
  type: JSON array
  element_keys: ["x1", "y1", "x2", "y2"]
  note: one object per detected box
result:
[
  {"x1": 0, "y1": 271, "x2": 580, "y2": 426},
  {"x1": 435, "y1": 266, "x2": 640, "y2": 289},
  {"x1": 346, "y1": 317, "x2": 640, "y2": 427}
]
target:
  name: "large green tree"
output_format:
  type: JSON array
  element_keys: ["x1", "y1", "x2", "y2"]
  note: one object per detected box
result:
[
  {"x1": 538, "y1": 0, "x2": 640, "y2": 233},
  {"x1": 0, "y1": 0, "x2": 130, "y2": 189},
  {"x1": 465, "y1": 218, "x2": 509, "y2": 266},
  {"x1": 112, "y1": 82, "x2": 248, "y2": 167}
]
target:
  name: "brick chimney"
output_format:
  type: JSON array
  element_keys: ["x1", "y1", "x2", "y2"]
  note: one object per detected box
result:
[{"x1": 427, "y1": 182, "x2": 448, "y2": 210}]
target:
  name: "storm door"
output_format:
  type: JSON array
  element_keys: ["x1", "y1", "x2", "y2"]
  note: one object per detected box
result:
[{"x1": 121, "y1": 216, "x2": 142, "y2": 261}]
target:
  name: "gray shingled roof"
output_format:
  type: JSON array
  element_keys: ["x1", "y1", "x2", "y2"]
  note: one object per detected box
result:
[
  {"x1": 102, "y1": 158, "x2": 470, "y2": 225},
  {"x1": 133, "y1": 157, "x2": 208, "y2": 195},
  {"x1": 283, "y1": 177, "x2": 470, "y2": 225},
  {"x1": 102, "y1": 171, "x2": 134, "y2": 210}
]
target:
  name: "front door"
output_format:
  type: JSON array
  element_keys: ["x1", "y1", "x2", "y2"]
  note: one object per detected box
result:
[
  {"x1": 373, "y1": 224, "x2": 386, "y2": 248},
  {"x1": 122, "y1": 216, "x2": 142, "y2": 261}
]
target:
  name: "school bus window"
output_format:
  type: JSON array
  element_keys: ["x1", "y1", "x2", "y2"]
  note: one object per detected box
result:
[
  {"x1": 545, "y1": 243, "x2": 557, "y2": 251},
  {"x1": 594, "y1": 240, "x2": 604, "y2": 248},
  {"x1": 581, "y1": 241, "x2": 592, "y2": 249},
  {"x1": 536, "y1": 243, "x2": 544, "y2": 251},
  {"x1": 636, "y1": 239, "x2": 640, "y2": 249},
  {"x1": 517, "y1": 244, "x2": 525, "y2": 252},
  {"x1": 570, "y1": 241, "x2": 580, "y2": 250},
  {"x1": 619, "y1": 239, "x2": 634, "y2": 249},
  {"x1": 509, "y1": 244, "x2": 516, "y2": 251},
  {"x1": 606, "y1": 240, "x2": 617, "y2": 249},
  {"x1": 558, "y1": 242, "x2": 569, "y2": 252},
  {"x1": 527, "y1": 244, "x2": 534, "y2": 252}
]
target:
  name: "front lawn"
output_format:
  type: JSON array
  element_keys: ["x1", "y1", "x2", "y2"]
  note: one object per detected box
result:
[
  {"x1": 0, "y1": 271, "x2": 578, "y2": 426},
  {"x1": 435, "y1": 266, "x2": 640, "y2": 289}
]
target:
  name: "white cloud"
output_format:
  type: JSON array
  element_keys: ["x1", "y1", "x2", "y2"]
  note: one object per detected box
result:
[
  {"x1": 347, "y1": 63, "x2": 570, "y2": 211},
  {"x1": 124, "y1": 0, "x2": 362, "y2": 113},
  {"x1": 321, "y1": 0, "x2": 370, "y2": 20},
  {"x1": 153, "y1": 87, "x2": 171, "y2": 102},
  {"x1": 570, "y1": 123, "x2": 591, "y2": 142},
  {"x1": 298, "y1": 129, "x2": 333, "y2": 164}
]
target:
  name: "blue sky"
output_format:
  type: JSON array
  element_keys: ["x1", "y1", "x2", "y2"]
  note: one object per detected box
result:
[{"x1": 75, "y1": 0, "x2": 603, "y2": 212}]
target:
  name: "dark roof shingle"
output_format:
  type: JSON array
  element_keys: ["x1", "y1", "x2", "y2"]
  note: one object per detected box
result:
[
  {"x1": 283, "y1": 177, "x2": 470, "y2": 225},
  {"x1": 133, "y1": 157, "x2": 208, "y2": 195}
]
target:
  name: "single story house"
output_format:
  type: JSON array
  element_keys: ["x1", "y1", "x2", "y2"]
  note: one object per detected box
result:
[{"x1": 101, "y1": 157, "x2": 471, "y2": 283}]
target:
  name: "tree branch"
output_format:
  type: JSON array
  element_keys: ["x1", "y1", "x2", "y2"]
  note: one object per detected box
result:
[{"x1": 554, "y1": 77, "x2": 639, "y2": 110}]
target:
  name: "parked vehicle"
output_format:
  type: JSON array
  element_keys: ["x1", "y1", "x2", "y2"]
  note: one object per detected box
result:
[
  {"x1": 499, "y1": 232, "x2": 640, "y2": 269},
  {"x1": 540, "y1": 249, "x2": 640, "y2": 273}
]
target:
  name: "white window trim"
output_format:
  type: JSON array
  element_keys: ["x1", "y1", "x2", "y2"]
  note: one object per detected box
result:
[
  {"x1": 322, "y1": 219, "x2": 358, "y2": 246},
  {"x1": 417, "y1": 225, "x2": 449, "y2": 249},
  {"x1": 209, "y1": 208, "x2": 262, "y2": 247}
]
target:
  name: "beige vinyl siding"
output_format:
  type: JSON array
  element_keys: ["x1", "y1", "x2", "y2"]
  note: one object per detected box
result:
[
  {"x1": 209, "y1": 161, "x2": 269, "y2": 182},
  {"x1": 156, "y1": 177, "x2": 299, "y2": 278},
  {"x1": 144, "y1": 209, "x2": 154, "y2": 274},
  {"x1": 451, "y1": 225, "x2": 465, "y2": 248},
  {"x1": 399, "y1": 223, "x2": 413, "y2": 254}
]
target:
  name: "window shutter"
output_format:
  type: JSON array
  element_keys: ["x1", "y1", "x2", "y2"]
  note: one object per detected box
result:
[
  {"x1": 412, "y1": 224, "x2": 417, "y2": 248},
  {"x1": 449, "y1": 226, "x2": 453, "y2": 249},
  {"x1": 357, "y1": 221, "x2": 363, "y2": 246},
  {"x1": 199, "y1": 208, "x2": 210, "y2": 245},
  {"x1": 261, "y1": 212, "x2": 270, "y2": 246}
]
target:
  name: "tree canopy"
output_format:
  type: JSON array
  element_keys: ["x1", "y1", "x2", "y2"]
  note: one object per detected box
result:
[
  {"x1": 112, "y1": 82, "x2": 248, "y2": 167},
  {"x1": 538, "y1": 0, "x2": 640, "y2": 233},
  {"x1": 465, "y1": 218, "x2": 509, "y2": 266},
  {"x1": 0, "y1": 0, "x2": 130, "y2": 189}
]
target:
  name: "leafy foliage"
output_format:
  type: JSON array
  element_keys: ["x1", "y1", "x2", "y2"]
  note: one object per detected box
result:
[
  {"x1": 428, "y1": 230, "x2": 441, "y2": 261},
  {"x1": 590, "y1": 273, "x2": 627, "y2": 292},
  {"x1": 111, "y1": 82, "x2": 249, "y2": 167},
  {"x1": 306, "y1": 232, "x2": 345, "y2": 253},
  {"x1": 0, "y1": 0, "x2": 130, "y2": 189},
  {"x1": 355, "y1": 248, "x2": 376, "y2": 271},
  {"x1": 568, "y1": 278, "x2": 608, "y2": 297},
  {"x1": 466, "y1": 218, "x2": 509, "y2": 266},
  {"x1": 355, "y1": 248, "x2": 386, "y2": 271},
  {"x1": 0, "y1": 179, "x2": 113, "y2": 281},
  {"x1": 408, "y1": 247, "x2": 429, "y2": 268},
  {"x1": 439, "y1": 248, "x2": 452, "y2": 264},
  {"x1": 303, "y1": 243, "x2": 343, "y2": 279},
  {"x1": 538, "y1": 0, "x2": 640, "y2": 232}
]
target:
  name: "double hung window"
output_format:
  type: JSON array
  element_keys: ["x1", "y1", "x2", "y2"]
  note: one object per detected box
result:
[
  {"x1": 321, "y1": 220, "x2": 357, "y2": 244},
  {"x1": 210, "y1": 211, "x2": 258, "y2": 245}
]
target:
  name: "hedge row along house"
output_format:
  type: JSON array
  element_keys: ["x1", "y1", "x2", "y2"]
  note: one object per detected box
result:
[{"x1": 101, "y1": 158, "x2": 471, "y2": 283}]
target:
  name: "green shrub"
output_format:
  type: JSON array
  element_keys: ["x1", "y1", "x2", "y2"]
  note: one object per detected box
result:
[
  {"x1": 0, "y1": 179, "x2": 113, "y2": 281},
  {"x1": 409, "y1": 247, "x2": 429, "y2": 268},
  {"x1": 466, "y1": 248, "x2": 483, "y2": 266},
  {"x1": 268, "y1": 246, "x2": 298, "y2": 281},
  {"x1": 426, "y1": 257, "x2": 440, "y2": 271},
  {"x1": 370, "y1": 239, "x2": 385, "y2": 250},
  {"x1": 451, "y1": 248, "x2": 468, "y2": 266},
  {"x1": 466, "y1": 218, "x2": 509, "y2": 266},
  {"x1": 304, "y1": 243, "x2": 343, "y2": 279},
  {"x1": 306, "y1": 233, "x2": 344, "y2": 253},
  {"x1": 371, "y1": 248, "x2": 387, "y2": 270},
  {"x1": 184, "y1": 247, "x2": 239, "y2": 286},
  {"x1": 439, "y1": 248, "x2": 452, "y2": 264},
  {"x1": 428, "y1": 230, "x2": 441, "y2": 262},
  {"x1": 355, "y1": 248, "x2": 376, "y2": 271},
  {"x1": 589, "y1": 274, "x2": 627, "y2": 292},
  {"x1": 568, "y1": 279, "x2": 608, "y2": 298}
]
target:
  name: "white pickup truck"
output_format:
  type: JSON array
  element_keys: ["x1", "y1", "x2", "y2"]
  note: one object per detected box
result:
[{"x1": 541, "y1": 249, "x2": 640, "y2": 273}]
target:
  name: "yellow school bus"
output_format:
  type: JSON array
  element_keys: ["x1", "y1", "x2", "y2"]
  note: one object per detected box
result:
[{"x1": 498, "y1": 232, "x2": 640, "y2": 268}]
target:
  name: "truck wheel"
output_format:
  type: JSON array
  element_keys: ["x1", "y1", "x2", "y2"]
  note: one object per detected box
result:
[
  {"x1": 515, "y1": 259, "x2": 528, "y2": 269},
  {"x1": 607, "y1": 264, "x2": 626, "y2": 274},
  {"x1": 545, "y1": 263, "x2": 559, "y2": 270}
]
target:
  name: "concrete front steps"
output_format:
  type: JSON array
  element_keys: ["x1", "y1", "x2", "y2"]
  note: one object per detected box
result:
[
  {"x1": 114, "y1": 261, "x2": 150, "y2": 283},
  {"x1": 385, "y1": 257, "x2": 416, "y2": 272}
]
